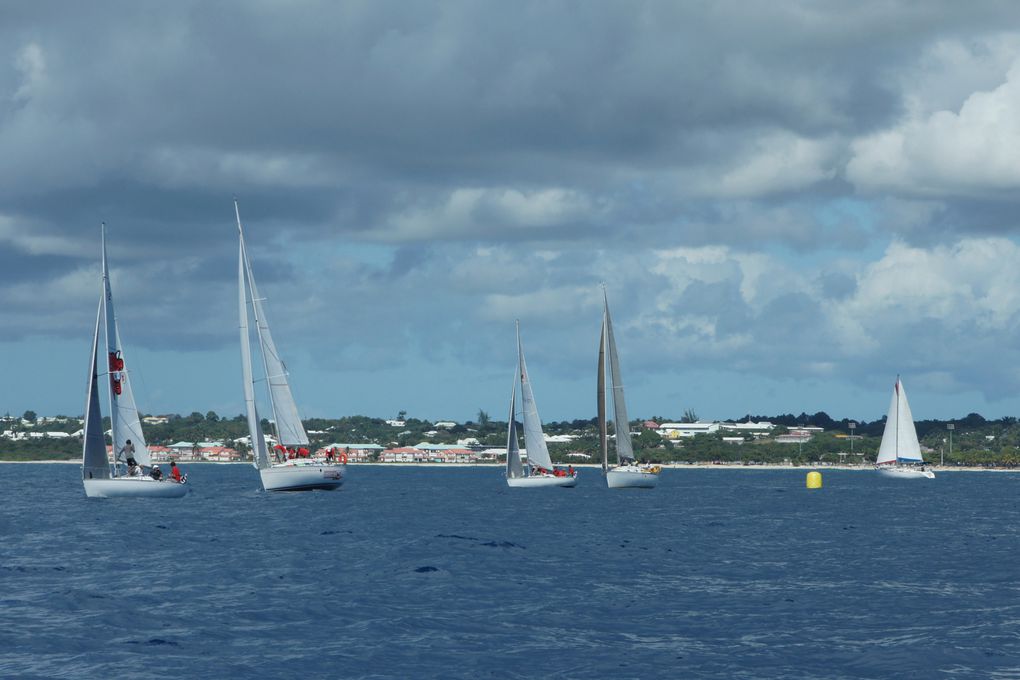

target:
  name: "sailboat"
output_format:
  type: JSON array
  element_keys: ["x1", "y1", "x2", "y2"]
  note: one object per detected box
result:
[
  {"x1": 875, "y1": 376, "x2": 934, "y2": 479},
  {"x1": 237, "y1": 201, "x2": 345, "y2": 491},
  {"x1": 505, "y1": 321, "x2": 578, "y2": 488},
  {"x1": 81, "y1": 225, "x2": 188, "y2": 498},
  {"x1": 598, "y1": 289, "x2": 660, "y2": 489}
]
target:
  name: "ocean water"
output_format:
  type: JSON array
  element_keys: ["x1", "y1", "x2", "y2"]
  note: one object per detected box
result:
[{"x1": 1, "y1": 464, "x2": 1019, "y2": 680}]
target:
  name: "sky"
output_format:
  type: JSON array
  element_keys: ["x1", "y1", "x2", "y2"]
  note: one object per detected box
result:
[{"x1": 5, "y1": 1, "x2": 1020, "y2": 424}]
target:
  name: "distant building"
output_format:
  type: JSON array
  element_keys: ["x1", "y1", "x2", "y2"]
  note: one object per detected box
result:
[
  {"x1": 385, "y1": 419, "x2": 406, "y2": 427},
  {"x1": 434, "y1": 421, "x2": 457, "y2": 429},
  {"x1": 657, "y1": 422, "x2": 720, "y2": 439}
]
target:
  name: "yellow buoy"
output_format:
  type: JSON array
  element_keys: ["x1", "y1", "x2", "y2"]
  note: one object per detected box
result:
[{"x1": 806, "y1": 471, "x2": 822, "y2": 489}]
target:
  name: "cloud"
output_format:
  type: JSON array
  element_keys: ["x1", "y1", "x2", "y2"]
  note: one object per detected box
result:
[{"x1": 848, "y1": 47, "x2": 1020, "y2": 197}]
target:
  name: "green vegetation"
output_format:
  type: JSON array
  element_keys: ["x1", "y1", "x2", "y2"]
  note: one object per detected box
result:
[{"x1": 2, "y1": 409, "x2": 1020, "y2": 468}]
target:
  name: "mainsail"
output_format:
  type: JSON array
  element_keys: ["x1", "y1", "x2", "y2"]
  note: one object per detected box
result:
[
  {"x1": 239, "y1": 236, "x2": 272, "y2": 470},
  {"x1": 236, "y1": 202, "x2": 309, "y2": 448},
  {"x1": 82, "y1": 299, "x2": 111, "y2": 480},
  {"x1": 101, "y1": 225, "x2": 150, "y2": 468},
  {"x1": 603, "y1": 292, "x2": 634, "y2": 464},
  {"x1": 517, "y1": 323, "x2": 555, "y2": 471},
  {"x1": 505, "y1": 375, "x2": 524, "y2": 479},
  {"x1": 877, "y1": 377, "x2": 923, "y2": 464}
]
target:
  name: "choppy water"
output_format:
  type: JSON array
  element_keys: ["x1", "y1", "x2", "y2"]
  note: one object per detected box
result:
[{"x1": 2, "y1": 464, "x2": 1019, "y2": 679}]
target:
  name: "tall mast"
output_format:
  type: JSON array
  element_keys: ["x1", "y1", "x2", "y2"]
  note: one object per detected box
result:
[
  {"x1": 598, "y1": 307, "x2": 608, "y2": 474},
  {"x1": 236, "y1": 200, "x2": 281, "y2": 446},
  {"x1": 895, "y1": 375, "x2": 900, "y2": 463},
  {"x1": 99, "y1": 223, "x2": 118, "y2": 476}
]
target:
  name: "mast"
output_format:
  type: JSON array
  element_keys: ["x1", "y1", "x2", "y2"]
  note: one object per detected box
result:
[
  {"x1": 235, "y1": 200, "x2": 309, "y2": 448},
  {"x1": 598, "y1": 311, "x2": 608, "y2": 474},
  {"x1": 517, "y1": 320, "x2": 555, "y2": 471},
  {"x1": 238, "y1": 214, "x2": 271, "y2": 470},
  {"x1": 100, "y1": 224, "x2": 118, "y2": 476},
  {"x1": 895, "y1": 375, "x2": 900, "y2": 462},
  {"x1": 604, "y1": 288, "x2": 635, "y2": 464}
]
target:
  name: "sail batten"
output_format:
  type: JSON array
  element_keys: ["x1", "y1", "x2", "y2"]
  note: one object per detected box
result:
[{"x1": 517, "y1": 324, "x2": 555, "y2": 471}]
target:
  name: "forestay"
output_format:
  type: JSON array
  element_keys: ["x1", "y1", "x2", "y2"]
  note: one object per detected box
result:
[{"x1": 877, "y1": 377, "x2": 923, "y2": 464}]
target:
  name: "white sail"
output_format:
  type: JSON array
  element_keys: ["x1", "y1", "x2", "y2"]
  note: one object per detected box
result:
[
  {"x1": 877, "y1": 377, "x2": 923, "y2": 464},
  {"x1": 239, "y1": 235, "x2": 272, "y2": 470},
  {"x1": 506, "y1": 375, "x2": 524, "y2": 479},
  {"x1": 517, "y1": 323, "x2": 555, "y2": 471},
  {"x1": 235, "y1": 203, "x2": 309, "y2": 448},
  {"x1": 82, "y1": 298, "x2": 110, "y2": 480},
  {"x1": 603, "y1": 293, "x2": 635, "y2": 463},
  {"x1": 101, "y1": 226, "x2": 151, "y2": 468}
]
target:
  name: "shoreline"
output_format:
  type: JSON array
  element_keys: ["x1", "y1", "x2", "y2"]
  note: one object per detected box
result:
[{"x1": 3, "y1": 459, "x2": 1017, "y2": 472}]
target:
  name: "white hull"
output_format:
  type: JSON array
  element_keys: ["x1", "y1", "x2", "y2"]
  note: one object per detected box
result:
[
  {"x1": 259, "y1": 462, "x2": 346, "y2": 491},
  {"x1": 606, "y1": 466, "x2": 660, "y2": 489},
  {"x1": 876, "y1": 465, "x2": 935, "y2": 479},
  {"x1": 83, "y1": 476, "x2": 189, "y2": 498},
  {"x1": 506, "y1": 473, "x2": 577, "y2": 488}
]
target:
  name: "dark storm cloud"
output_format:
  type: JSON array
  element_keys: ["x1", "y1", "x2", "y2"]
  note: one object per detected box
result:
[{"x1": 6, "y1": 1, "x2": 1020, "y2": 416}]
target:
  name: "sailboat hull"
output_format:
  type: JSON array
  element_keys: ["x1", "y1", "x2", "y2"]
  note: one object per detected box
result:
[
  {"x1": 506, "y1": 474, "x2": 577, "y2": 488},
  {"x1": 606, "y1": 466, "x2": 660, "y2": 489},
  {"x1": 83, "y1": 477, "x2": 189, "y2": 498},
  {"x1": 260, "y1": 463, "x2": 346, "y2": 491},
  {"x1": 876, "y1": 465, "x2": 935, "y2": 479}
]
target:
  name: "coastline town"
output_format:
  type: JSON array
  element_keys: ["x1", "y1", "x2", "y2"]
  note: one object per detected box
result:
[{"x1": 3, "y1": 411, "x2": 1016, "y2": 468}]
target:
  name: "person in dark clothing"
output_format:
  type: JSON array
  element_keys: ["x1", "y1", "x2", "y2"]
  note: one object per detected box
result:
[{"x1": 150, "y1": 465, "x2": 163, "y2": 481}]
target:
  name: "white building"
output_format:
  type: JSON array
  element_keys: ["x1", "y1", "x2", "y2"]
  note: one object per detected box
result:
[{"x1": 657, "y1": 422, "x2": 721, "y2": 439}]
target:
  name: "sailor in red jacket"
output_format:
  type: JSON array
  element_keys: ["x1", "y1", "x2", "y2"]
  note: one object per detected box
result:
[{"x1": 169, "y1": 460, "x2": 184, "y2": 483}]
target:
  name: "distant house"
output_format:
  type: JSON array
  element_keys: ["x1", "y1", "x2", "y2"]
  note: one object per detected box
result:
[
  {"x1": 385, "y1": 419, "x2": 406, "y2": 427},
  {"x1": 198, "y1": 446, "x2": 240, "y2": 462},
  {"x1": 380, "y1": 447, "x2": 424, "y2": 463},
  {"x1": 643, "y1": 420, "x2": 659, "y2": 429},
  {"x1": 142, "y1": 415, "x2": 170, "y2": 425},
  {"x1": 657, "y1": 422, "x2": 720, "y2": 439},
  {"x1": 317, "y1": 443, "x2": 383, "y2": 463},
  {"x1": 434, "y1": 421, "x2": 457, "y2": 429}
]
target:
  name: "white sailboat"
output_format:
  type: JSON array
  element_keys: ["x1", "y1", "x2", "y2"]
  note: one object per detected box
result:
[
  {"x1": 599, "y1": 289, "x2": 660, "y2": 489},
  {"x1": 505, "y1": 321, "x2": 577, "y2": 488},
  {"x1": 82, "y1": 225, "x2": 188, "y2": 498},
  {"x1": 237, "y1": 201, "x2": 345, "y2": 492},
  {"x1": 875, "y1": 376, "x2": 934, "y2": 479}
]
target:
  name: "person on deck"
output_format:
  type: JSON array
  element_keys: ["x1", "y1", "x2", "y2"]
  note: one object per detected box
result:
[
  {"x1": 119, "y1": 439, "x2": 136, "y2": 467},
  {"x1": 150, "y1": 464, "x2": 163, "y2": 481},
  {"x1": 169, "y1": 460, "x2": 183, "y2": 483}
]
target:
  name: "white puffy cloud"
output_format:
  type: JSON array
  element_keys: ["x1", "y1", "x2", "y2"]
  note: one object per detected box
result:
[{"x1": 849, "y1": 46, "x2": 1020, "y2": 197}]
